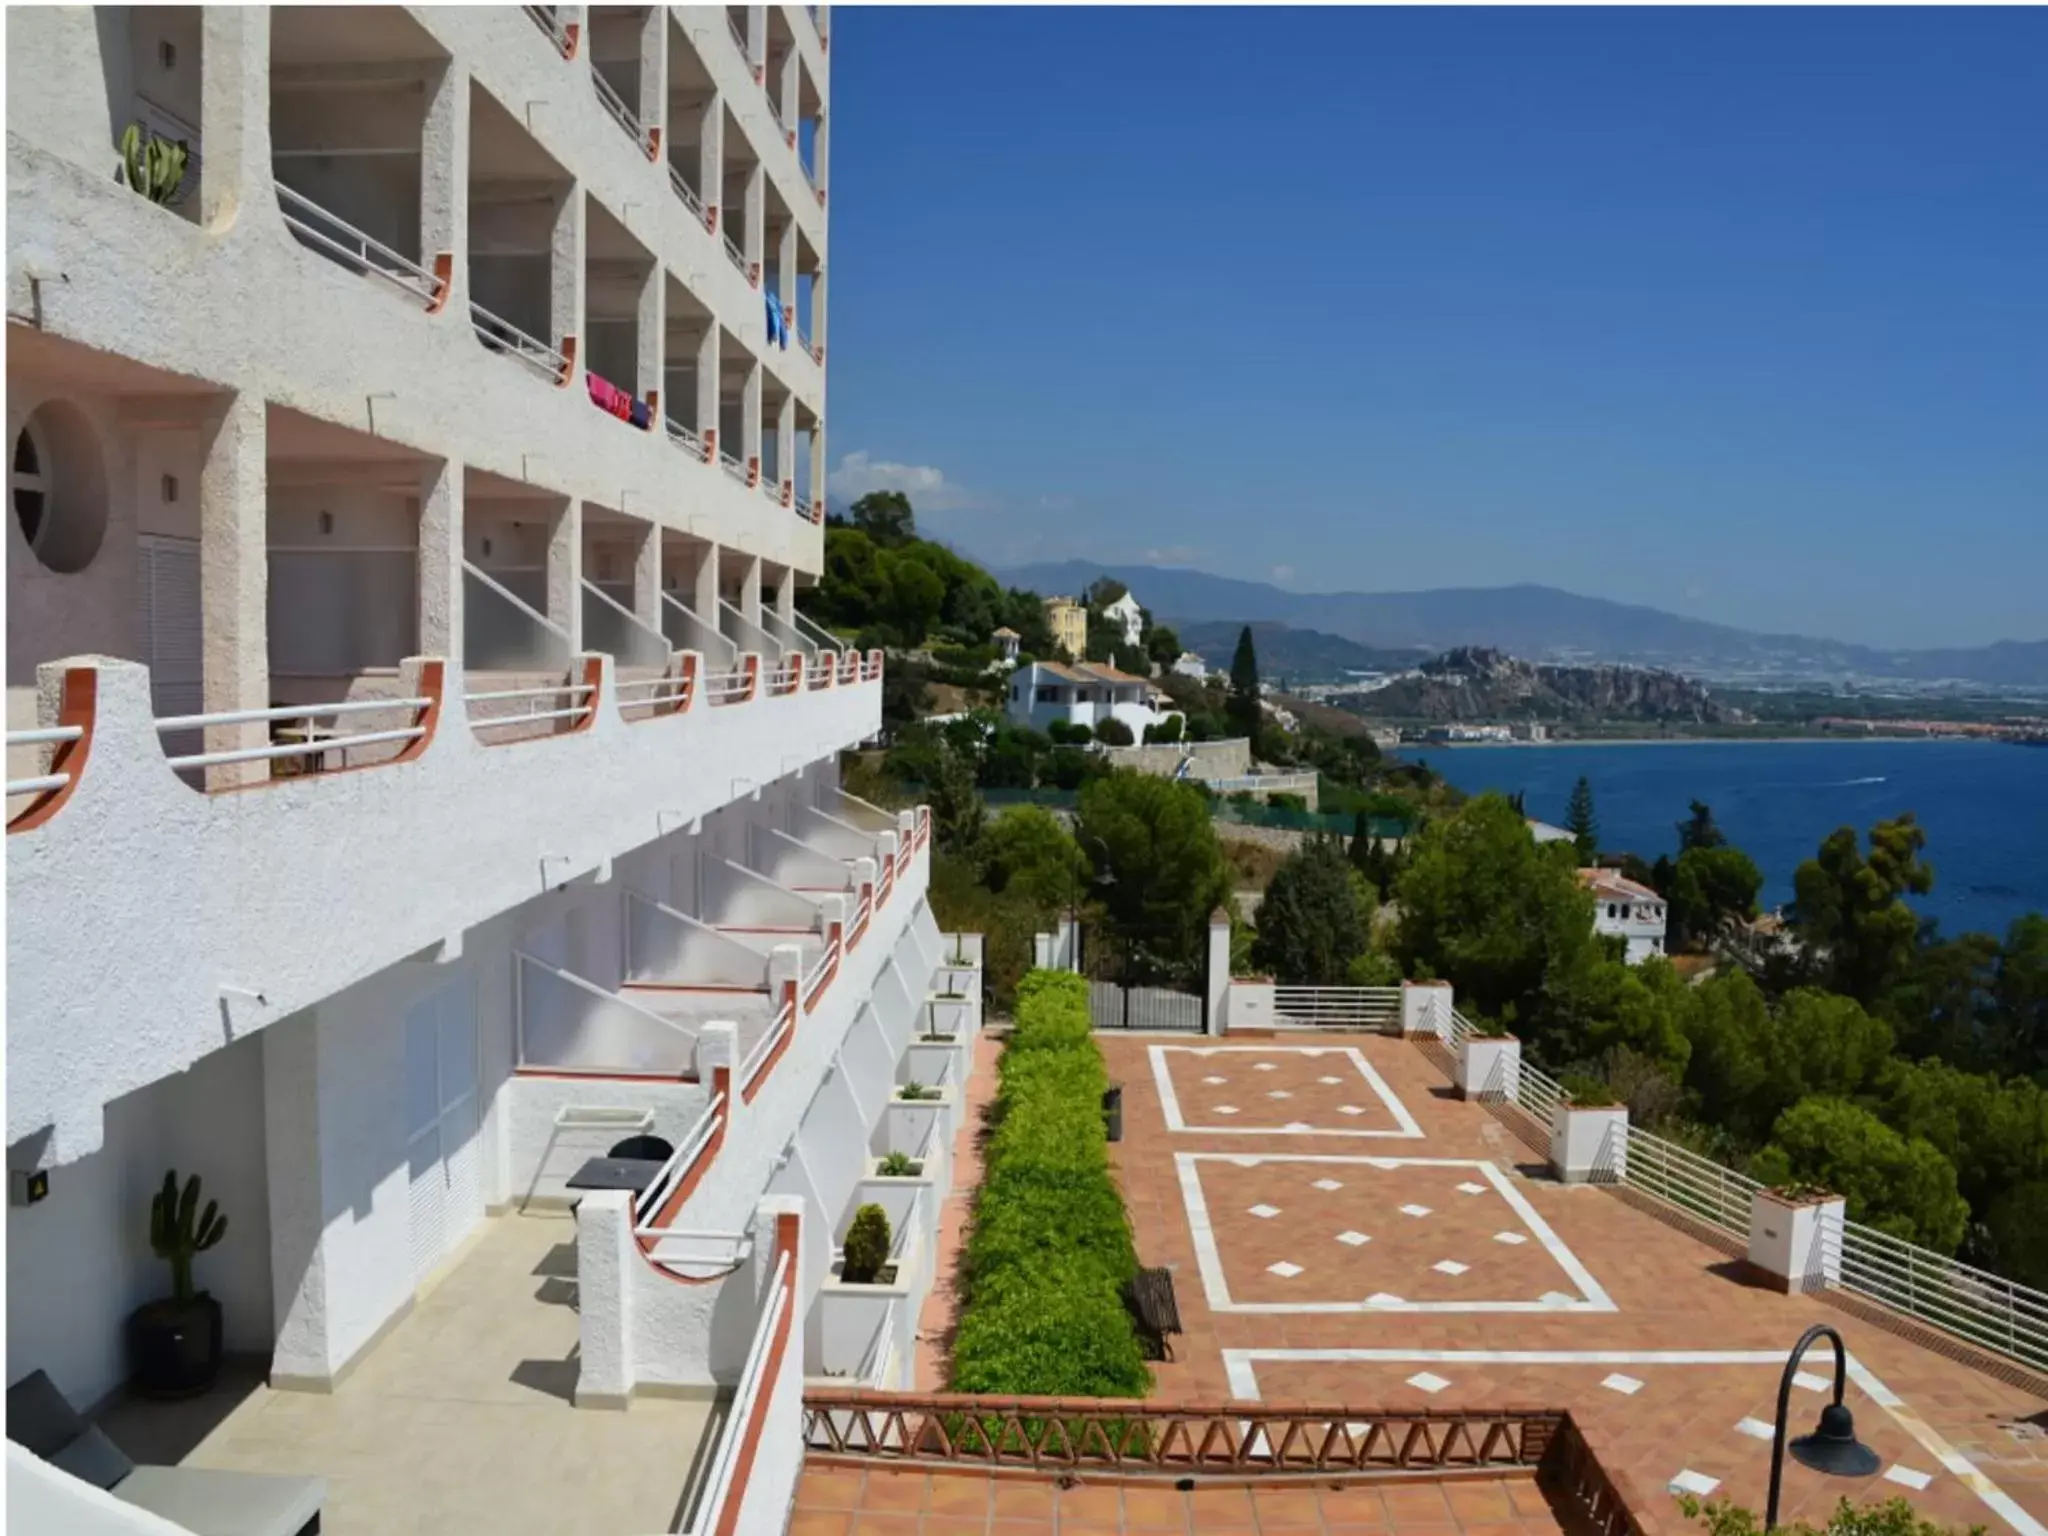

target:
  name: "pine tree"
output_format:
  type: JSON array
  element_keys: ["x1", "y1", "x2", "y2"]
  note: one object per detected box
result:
[
  {"x1": 1565, "y1": 775, "x2": 1598, "y2": 863},
  {"x1": 1226, "y1": 626, "x2": 1261, "y2": 740}
]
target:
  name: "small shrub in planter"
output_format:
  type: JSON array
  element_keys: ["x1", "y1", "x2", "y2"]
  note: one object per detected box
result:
[
  {"x1": 877, "y1": 1152, "x2": 924, "y2": 1177},
  {"x1": 1768, "y1": 1181, "x2": 1835, "y2": 1204},
  {"x1": 1557, "y1": 1072, "x2": 1620, "y2": 1108},
  {"x1": 842, "y1": 1203, "x2": 893, "y2": 1283},
  {"x1": 898, "y1": 1081, "x2": 940, "y2": 1101}
]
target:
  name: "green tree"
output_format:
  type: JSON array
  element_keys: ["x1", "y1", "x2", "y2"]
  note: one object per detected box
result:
[
  {"x1": 1549, "y1": 954, "x2": 1692, "y2": 1078},
  {"x1": 923, "y1": 738, "x2": 985, "y2": 864},
  {"x1": 879, "y1": 549, "x2": 946, "y2": 645},
  {"x1": 1681, "y1": 980, "x2": 1893, "y2": 1148},
  {"x1": 1565, "y1": 775, "x2": 1599, "y2": 862},
  {"x1": 1251, "y1": 837, "x2": 1367, "y2": 985},
  {"x1": 1667, "y1": 845, "x2": 1764, "y2": 950},
  {"x1": 1752, "y1": 1096, "x2": 1968, "y2": 1253},
  {"x1": 984, "y1": 806, "x2": 1088, "y2": 917},
  {"x1": 848, "y1": 489, "x2": 916, "y2": 547},
  {"x1": 1085, "y1": 576, "x2": 1128, "y2": 609},
  {"x1": 1391, "y1": 792, "x2": 1597, "y2": 1048},
  {"x1": 1989, "y1": 913, "x2": 2048, "y2": 1078},
  {"x1": 1790, "y1": 815, "x2": 1935, "y2": 1007},
  {"x1": 1093, "y1": 717, "x2": 1135, "y2": 747},
  {"x1": 1979, "y1": 1180, "x2": 2048, "y2": 1289},
  {"x1": 1226, "y1": 626, "x2": 1262, "y2": 740},
  {"x1": 1145, "y1": 623, "x2": 1181, "y2": 668},
  {"x1": 1677, "y1": 799, "x2": 1727, "y2": 852},
  {"x1": 1075, "y1": 772, "x2": 1232, "y2": 986}
]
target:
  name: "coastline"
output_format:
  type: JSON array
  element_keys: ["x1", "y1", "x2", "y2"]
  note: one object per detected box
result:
[{"x1": 1425, "y1": 734, "x2": 1996, "y2": 750}]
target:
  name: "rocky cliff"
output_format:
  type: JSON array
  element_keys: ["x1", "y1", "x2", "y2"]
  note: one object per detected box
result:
[{"x1": 1338, "y1": 647, "x2": 1739, "y2": 724}]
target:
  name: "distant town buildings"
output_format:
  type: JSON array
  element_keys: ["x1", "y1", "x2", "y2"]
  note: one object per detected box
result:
[
  {"x1": 992, "y1": 626, "x2": 1021, "y2": 664},
  {"x1": 1577, "y1": 869, "x2": 1668, "y2": 964},
  {"x1": 1172, "y1": 651, "x2": 1209, "y2": 680},
  {"x1": 1042, "y1": 597, "x2": 1087, "y2": 659},
  {"x1": 1529, "y1": 819, "x2": 1576, "y2": 845}
]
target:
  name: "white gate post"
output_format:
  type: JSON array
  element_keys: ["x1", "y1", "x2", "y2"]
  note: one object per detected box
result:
[{"x1": 1205, "y1": 907, "x2": 1232, "y2": 1036}]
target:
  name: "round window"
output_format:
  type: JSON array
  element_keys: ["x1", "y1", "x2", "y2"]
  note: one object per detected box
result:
[{"x1": 10, "y1": 402, "x2": 108, "y2": 574}]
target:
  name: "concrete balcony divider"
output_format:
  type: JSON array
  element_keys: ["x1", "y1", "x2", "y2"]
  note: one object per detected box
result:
[{"x1": 7, "y1": 651, "x2": 882, "y2": 1162}]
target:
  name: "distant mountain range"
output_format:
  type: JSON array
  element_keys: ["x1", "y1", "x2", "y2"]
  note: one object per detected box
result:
[
  {"x1": 1176, "y1": 621, "x2": 1427, "y2": 681},
  {"x1": 1351, "y1": 647, "x2": 1736, "y2": 725},
  {"x1": 997, "y1": 562, "x2": 2048, "y2": 691}
]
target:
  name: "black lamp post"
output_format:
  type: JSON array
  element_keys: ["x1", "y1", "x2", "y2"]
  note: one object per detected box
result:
[{"x1": 1765, "y1": 1323, "x2": 1881, "y2": 1531}]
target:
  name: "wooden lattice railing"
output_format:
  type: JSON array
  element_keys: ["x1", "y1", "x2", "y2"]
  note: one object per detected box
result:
[{"x1": 802, "y1": 1392, "x2": 1563, "y2": 1474}]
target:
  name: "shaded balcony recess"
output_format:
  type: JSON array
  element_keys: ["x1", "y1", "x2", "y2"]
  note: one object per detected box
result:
[{"x1": 469, "y1": 84, "x2": 575, "y2": 383}]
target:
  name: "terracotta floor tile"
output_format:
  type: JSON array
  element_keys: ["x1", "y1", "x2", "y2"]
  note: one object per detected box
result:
[
  {"x1": 926, "y1": 1517, "x2": 992, "y2": 1536},
  {"x1": 790, "y1": 1512, "x2": 856, "y2": 1536},
  {"x1": 862, "y1": 1474, "x2": 933, "y2": 1515},
  {"x1": 1502, "y1": 1485, "x2": 1553, "y2": 1522},
  {"x1": 1250, "y1": 1488, "x2": 1326, "y2": 1528},
  {"x1": 1443, "y1": 1486, "x2": 1515, "y2": 1524},
  {"x1": 1464, "y1": 1522, "x2": 1542, "y2": 1536},
  {"x1": 1187, "y1": 1487, "x2": 1258, "y2": 1525},
  {"x1": 1316, "y1": 1487, "x2": 1391, "y2": 1526},
  {"x1": 994, "y1": 1484, "x2": 1060, "y2": 1521},
  {"x1": 1379, "y1": 1486, "x2": 1454, "y2": 1525},
  {"x1": 1059, "y1": 1485, "x2": 1126, "y2": 1523},
  {"x1": 799, "y1": 1471, "x2": 869, "y2": 1512},
  {"x1": 1057, "y1": 1522, "x2": 1123, "y2": 1536},
  {"x1": 1123, "y1": 1488, "x2": 1192, "y2": 1530},
  {"x1": 853, "y1": 1514, "x2": 923, "y2": 1536},
  {"x1": 928, "y1": 1477, "x2": 995, "y2": 1518},
  {"x1": 992, "y1": 1522, "x2": 1054, "y2": 1536}
]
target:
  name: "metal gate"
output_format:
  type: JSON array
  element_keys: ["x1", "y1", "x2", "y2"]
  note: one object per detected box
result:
[{"x1": 1081, "y1": 926, "x2": 1206, "y2": 1032}]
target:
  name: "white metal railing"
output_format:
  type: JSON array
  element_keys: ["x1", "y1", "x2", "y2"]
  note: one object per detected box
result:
[
  {"x1": 634, "y1": 1092, "x2": 727, "y2": 1228},
  {"x1": 802, "y1": 938, "x2": 838, "y2": 1000},
  {"x1": 767, "y1": 94, "x2": 791, "y2": 142},
  {"x1": 7, "y1": 725, "x2": 84, "y2": 798},
  {"x1": 1825, "y1": 1219, "x2": 2048, "y2": 1374},
  {"x1": 1623, "y1": 1127, "x2": 1761, "y2": 1239},
  {"x1": 727, "y1": 10, "x2": 750, "y2": 64},
  {"x1": 722, "y1": 228, "x2": 748, "y2": 277},
  {"x1": 760, "y1": 474, "x2": 782, "y2": 505},
  {"x1": 156, "y1": 696, "x2": 429, "y2": 774},
  {"x1": 766, "y1": 661, "x2": 802, "y2": 695},
  {"x1": 793, "y1": 492, "x2": 813, "y2": 522},
  {"x1": 719, "y1": 448, "x2": 749, "y2": 483},
  {"x1": 668, "y1": 162, "x2": 706, "y2": 222},
  {"x1": 276, "y1": 185, "x2": 442, "y2": 304},
  {"x1": 706, "y1": 666, "x2": 755, "y2": 705},
  {"x1": 858, "y1": 1300, "x2": 898, "y2": 1387},
  {"x1": 1205, "y1": 771, "x2": 1322, "y2": 794},
  {"x1": 796, "y1": 318, "x2": 813, "y2": 355},
  {"x1": 470, "y1": 300, "x2": 568, "y2": 381},
  {"x1": 666, "y1": 414, "x2": 704, "y2": 459},
  {"x1": 524, "y1": 4, "x2": 571, "y2": 53},
  {"x1": 740, "y1": 1000, "x2": 796, "y2": 1096},
  {"x1": 615, "y1": 666, "x2": 694, "y2": 718},
  {"x1": 1446, "y1": 1008, "x2": 1478, "y2": 1052},
  {"x1": 1515, "y1": 1060, "x2": 1571, "y2": 1127},
  {"x1": 590, "y1": 67, "x2": 651, "y2": 153},
  {"x1": 684, "y1": 1249, "x2": 791, "y2": 1536},
  {"x1": 463, "y1": 680, "x2": 595, "y2": 735},
  {"x1": 1268, "y1": 987, "x2": 1402, "y2": 1031}
]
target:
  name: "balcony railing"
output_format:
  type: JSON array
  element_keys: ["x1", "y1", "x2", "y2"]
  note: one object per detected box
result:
[
  {"x1": 635, "y1": 1091, "x2": 728, "y2": 1229},
  {"x1": 664, "y1": 414, "x2": 706, "y2": 459},
  {"x1": 668, "y1": 163, "x2": 707, "y2": 225},
  {"x1": 156, "y1": 696, "x2": 432, "y2": 777},
  {"x1": 681, "y1": 1249, "x2": 793, "y2": 1536},
  {"x1": 719, "y1": 449, "x2": 750, "y2": 485},
  {"x1": 1268, "y1": 987, "x2": 1402, "y2": 1031},
  {"x1": 591, "y1": 66, "x2": 656, "y2": 158},
  {"x1": 471, "y1": 301, "x2": 571, "y2": 383},
  {"x1": 793, "y1": 492, "x2": 814, "y2": 523},
  {"x1": 1516, "y1": 1059, "x2": 1572, "y2": 1128},
  {"x1": 276, "y1": 185, "x2": 447, "y2": 310},
  {"x1": 721, "y1": 229, "x2": 748, "y2": 278},
  {"x1": 463, "y1": 679, "x2": 596, "y2": 742},
  {"x1": 1826, "y1": 1218, "x2": 2048, "y2": 1374},
  {"x1": 727, "y1": 11, "x2": 750, "y2": 66},
  {"x1": 524, "y1": 4, "x2": 577, "y2": 57},
  {"x1": 7, "y1": 725, "x2": 83, "y2": 801},
  {"x1": 1622, "y1": 1127, "x2": 1760, "y2": 1240}
]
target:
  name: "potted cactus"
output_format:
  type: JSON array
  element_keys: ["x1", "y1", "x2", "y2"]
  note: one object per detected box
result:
[
  {"x1": 128, "y1": 1170, "x2": 228, "y2": 1396},
  {"x1": 841, "y1": 1203, "x2": 894, "y2": 1284}
]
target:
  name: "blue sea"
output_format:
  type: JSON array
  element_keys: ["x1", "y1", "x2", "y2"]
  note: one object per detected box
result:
[{"x1": 1423, "y1": 739, "x2": 2048, "y2": 940}]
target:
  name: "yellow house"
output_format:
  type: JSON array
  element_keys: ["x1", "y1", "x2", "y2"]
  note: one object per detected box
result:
[{"x1": 1043, "y1": 596, "x2": 1087, "y2": 658}]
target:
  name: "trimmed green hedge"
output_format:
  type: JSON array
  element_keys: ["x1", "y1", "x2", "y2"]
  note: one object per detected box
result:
[{"x1": 949, "y1": 970, "x2": 1151, "y2": 1397}]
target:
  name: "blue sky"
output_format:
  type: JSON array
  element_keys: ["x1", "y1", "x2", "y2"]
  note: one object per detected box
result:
[{"x1": 819, "y1": 7, "x2": 2047, "y2": 650}]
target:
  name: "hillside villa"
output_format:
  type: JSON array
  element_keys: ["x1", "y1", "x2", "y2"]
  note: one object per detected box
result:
[
  {"x1": 1579, "y1": 867, "x2": 1669, "y2": 962},
  {"x1": 1005, "y1": 660, "x2": 1181, "y2": 739}
]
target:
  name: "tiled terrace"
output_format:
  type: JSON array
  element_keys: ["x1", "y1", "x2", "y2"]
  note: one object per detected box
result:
[
  {"x1": 96, "y1": 1212, "x2": 715, "y2": 1535},
  {"x1": 1098, "y1": 1033, "x2": 2048, "y2": 1536}
]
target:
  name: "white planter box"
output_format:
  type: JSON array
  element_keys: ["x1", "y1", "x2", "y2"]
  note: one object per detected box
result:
[
  {"x1": 1224, "y1": 980, "x2": 1275, "y2": 1033},
  {"x1": 1746, "y1": 1188, "x2": 1845, "y2": 1294},
  {"x1": 1457, "y1": 1035, "x2": 1521, "y2": 1101},
  {"x1": 924, "y1": 996, "x2": 974, "y2": 1039},
  {"x1": 1549, "y1": 1104, "x2": 1628, "y2": 1184},
  {"x1": 876, "y1": 1094, "x2": 954, "y2": 1157},
  {"x1": 934, "y1": 964, "x2": 980, "y2": 1000},
  {"x1": 1401, "y1": 981, "x2": 1453, "y2": 1039}
]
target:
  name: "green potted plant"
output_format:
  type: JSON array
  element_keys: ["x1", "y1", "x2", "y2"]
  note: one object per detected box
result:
[
  {"x1": 841, "y1": 1203, "x2": 893, "y2": 1284},
  {"x1": 897, "y1": 1081, "x2": 938, "y2": 1102},
  {"x1": 129, "y1": 1170, "x2": 227, "y2": 1396},
  {"x1": 876, "y1": 1152, "x2": 923, "y2": 1178},
  {"x1": 118, "y1": 123, "x2": 189, "y2": 207}
]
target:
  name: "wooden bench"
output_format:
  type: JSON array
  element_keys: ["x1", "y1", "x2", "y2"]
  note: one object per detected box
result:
[{"x1": 1125, "y1": 1266, "x2": 1183, "y2": 1361}]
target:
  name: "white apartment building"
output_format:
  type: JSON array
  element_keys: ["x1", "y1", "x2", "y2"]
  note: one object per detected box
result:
[
  {"x1": 1577, "y1": 868, "x2": 1669, "y2": 964},
  {"x1": 5, "y1": 10, "x2": 975, "y2": 1534},
  {"x1": 1004, "y1": 659, "x2": 1180, "y2": 740}
]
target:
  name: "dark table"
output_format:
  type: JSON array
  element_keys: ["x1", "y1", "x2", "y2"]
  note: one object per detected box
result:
[{"x1": 564, "y1": 1155, "x2": 669, "y2": 1194}]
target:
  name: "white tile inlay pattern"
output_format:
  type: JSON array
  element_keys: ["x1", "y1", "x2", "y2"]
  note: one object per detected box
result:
[
  {"x1": 1338, "y1": 1105, "x2": 1366, "y2": 1117},
  {"x1": 1255, "y1": 1062, "x2": 1278, "y2": 1072},
  {"x1": 1457, "y1": 1182, "x2": 1488, "y2": 1195},
  {"x1": 1493, "y1": 1232, "x2": 1529, "y2": 1246},
  {"x1": 1735, "y1": 1418, "x2": 1774, "y2": 1442},
  {"x1": 1669, "y1": 1471, "x2": 1720, "y2": 1498},
  {"x1": 1319, "y1": 1075, "x2": 1343, "y2": 1085},
  {"x1": 1793, "y1": 1371, "x2": 1830, "y2": 1393},
  {"x1": 1214, "y1": 1105, "x2": 1240, "y2": 1116},
  {"x1": 1407, "y1": 1372, "x2": 1452, "y2": 1394},
  {"x1": 1312, "y1": 1178, "x2": 1344, "y2": 1192},
  {"x1": 1400, "y1": 1204, "x2": 1433, "y2": 1218},
  {"x1": 1267, "y1": 1260, "x2": 1303, "y2": 1279},
  {"x1": 1601, "y1": 1374, "x2": 1644, "y2": 1395},
  {"x1": 1432, "y1": 1260, "x2": 1470, "y2": 1276},
  {"x1": 1269, "y1": 1090, "x2": 1293, "y2": 1100},
  {"x1": 1203, "y1": 1075, "x2": 1228, "y2": 1086},
  {"x1": 1540, "y1": 1291, "x2": 1578, "y2": 1306},
  {"x1": 1884, "y1": 1466, "x2": 1934, "y2": 1492},
  {"x1": 1248, "y1": 1204, "x2": 1281, "y2": 1220},
  {"x1": 1367, "y1": 1292, "x2": 1405, "y2": 1306},
  {"x1": 1336, "y1": 1230, "x2": 1372, "y2": 1247}
]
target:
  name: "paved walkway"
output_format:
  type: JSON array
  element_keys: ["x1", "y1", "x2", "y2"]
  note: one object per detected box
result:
[
  {"x1": 1098, "y1": 1033, "x2": 2048, "y2": 1536},
  {"x1": 174, "y1": 1211, "x2": 713, "y2": 1535}
]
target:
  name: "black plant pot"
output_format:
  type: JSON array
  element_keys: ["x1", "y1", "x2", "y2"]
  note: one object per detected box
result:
[{"x1": 129, "y1": 1293, "x2": 223, "y2": 1398}]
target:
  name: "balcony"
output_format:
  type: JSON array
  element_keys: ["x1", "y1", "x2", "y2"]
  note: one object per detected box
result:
[{"x1": 4, "y1": 647, "x2": 886, "y2": 1163}]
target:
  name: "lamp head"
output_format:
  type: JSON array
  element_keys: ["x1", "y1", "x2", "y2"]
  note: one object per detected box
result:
[{"x1": 1789, "y1": 1401, "x2": 1881, "y2": 1479}]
